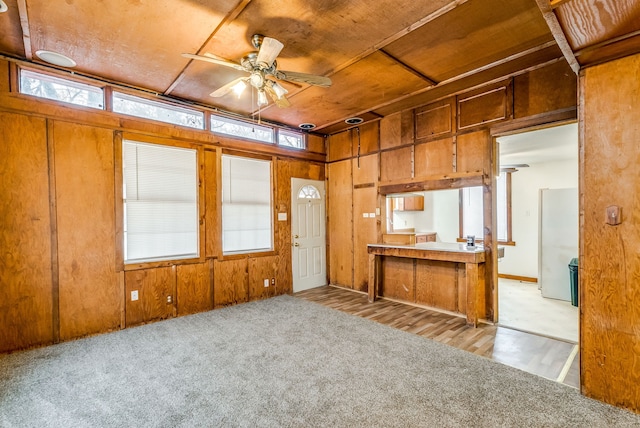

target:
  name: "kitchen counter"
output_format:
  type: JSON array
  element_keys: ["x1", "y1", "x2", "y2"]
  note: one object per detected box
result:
[{"x1": 368, "y1": 242, "x2": 495, "y2": 326}]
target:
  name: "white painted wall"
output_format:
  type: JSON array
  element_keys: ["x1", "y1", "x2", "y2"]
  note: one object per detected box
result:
[
  {"x1": 390, "y1": 189, "x2": 459, "y2": 242},
  {"x1": 499, "y1": 159, "x2": 578, "y2": 278},
  {"x1": 414, "y1": 191, "x2": 435, "y2": 232},
  {"x1": 432, "y1": 189, "x2": 459, "y2": 242}
]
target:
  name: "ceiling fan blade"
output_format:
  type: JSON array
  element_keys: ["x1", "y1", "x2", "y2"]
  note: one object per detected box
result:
[
  {"x1": 256, "y1": 37, "x2": 284, "y2": 68},
  {"x1": 210, "y1": 77, "x2": 248, "y2": 98},
  {"x1": 275, "y1": 70, "x2": 332, "y2": 88},
  {"x1": 182, "y1": 53, "x2": 246, "y2": 72},
  {"x1": 264, "y1": 84, "x2": 290, "y2": 108}
]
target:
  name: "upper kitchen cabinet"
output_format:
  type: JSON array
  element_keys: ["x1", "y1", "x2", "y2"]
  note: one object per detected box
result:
[{"x1": 392, "y1": 195, "x2": 424, "y2": 211}]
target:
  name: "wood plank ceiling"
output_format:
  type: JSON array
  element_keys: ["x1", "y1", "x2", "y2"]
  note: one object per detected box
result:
[{"x1": 0, "y1": 0, "x2": 638, "y2": 134}]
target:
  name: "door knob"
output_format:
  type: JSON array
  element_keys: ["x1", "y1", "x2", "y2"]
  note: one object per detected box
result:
[
  {"x1": 294, "y1": 243, "x2": 300, "y2": 247},
  {"x1": 294, "y1": 234, "x2": 299, "y2": 238}
]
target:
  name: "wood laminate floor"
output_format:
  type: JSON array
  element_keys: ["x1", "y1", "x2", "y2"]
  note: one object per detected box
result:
[{"x1": 294, "y1": 285, "x2": 580, "y2": 389}]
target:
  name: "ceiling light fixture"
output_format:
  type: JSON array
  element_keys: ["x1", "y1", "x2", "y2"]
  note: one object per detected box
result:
[
  {"x1": 0, "y1": 1, "x2": 8, "y2": 13},
  {"x1": 345, "y1": 117, "x2": 363, "y2": 125},
  {"x1": 271, "y1": 81, "x2": 288, "y2": 99},
  {"x1": 257, "y1": 90, "x2": 268, "y2": 106},
  {"x1": 299, "y1": 123, "x2": 316, "y2": 130},
  {"x1": 35, "y1": 50, "x2": 77, "y2": 68}
]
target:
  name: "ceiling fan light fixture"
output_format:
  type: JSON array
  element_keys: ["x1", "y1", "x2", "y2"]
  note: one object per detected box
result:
[
  {"x1": 250, "y1": 72, "x2": 264, "y2": 88},
  {"x1": 257, "y1": 90, "x2": 268, "y2": 106},
  {"x1": 232, "y1": 80, "x2": 247, "y2": 98},
  {"x1": 299, "y1": 123, "x2": 316, "y2": 130},
  {"x1": 35, "y1": 50, "x2": 77, "y2": 68},
  {"x1": 345, "y1": 117, "x2": 363, "y2": 125},
  {"x1": 271, "y1": 81, "x2": 288, "y2": 99}
]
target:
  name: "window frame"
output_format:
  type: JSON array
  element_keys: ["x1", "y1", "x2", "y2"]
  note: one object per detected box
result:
[
  {"x1": 277, "y1": 129, "x2": 306, "y2": 150},
  {"x1": 210, "y1": 114, "x2": 275, "y2": 144},
  {"x1": 116, "y1": 133, "x2": 205, "y2": 270},
  {"x1": 219, "y1": 150, "x2": 275, "y2": 258},
  {"x1": 113, "y1": 91, "x2": 205, "y2": 130},
  {"x1": 19, "y1": 68, "x2": 105, "y2": 110},
  {"x1": 458, "y1": 171, "x2": 515, "y2": 246}
]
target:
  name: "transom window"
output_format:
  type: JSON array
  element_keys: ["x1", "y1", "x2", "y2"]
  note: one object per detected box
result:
[
  {"x1": 113, "y1": 92, "x2": 204, "y2": 129},
  {"x1": 298, "y1": 185, "x2": 321, "y2": 199},
  {"x1": 279, "y1": 129, "x2": 305, "y2": 149},
  {"x1": 19, "y1": 69, "x2": 104, "y2": 109},
  {"x1": 211, "y1": 114, "x2": 274, "y2": 144},
  {"x1": 18, "y1": 69, "x2": 310, "y2": 152}
]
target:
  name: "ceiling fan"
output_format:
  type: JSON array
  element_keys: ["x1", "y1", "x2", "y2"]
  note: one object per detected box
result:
[{"x1": 183, "y1": 34, "x2": 332, "y2": 108}]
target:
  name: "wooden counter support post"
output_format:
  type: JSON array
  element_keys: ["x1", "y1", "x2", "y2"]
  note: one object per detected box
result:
[
  {"x1": 465, "y1": 262, "x2": 478, "y2": 327},
  {"x1": 368, "y1": 253, "x2": 380, "y2": 303}
]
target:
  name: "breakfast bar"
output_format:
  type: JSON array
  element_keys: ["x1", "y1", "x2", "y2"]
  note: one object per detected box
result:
[{"x1": 368, "y1": 242, "x2": 491, "y2": 327}]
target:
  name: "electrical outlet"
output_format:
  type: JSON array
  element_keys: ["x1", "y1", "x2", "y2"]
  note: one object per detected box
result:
[
  {"x1": 167, "y1": 295, "x2": 172, "y2": 304},
  {"x1": 264, "y1": 279, "x2": 269, "y2": 288},
  {"x1": 271, "y1": 278, "x2": 275, "y2": 286},
  {"x1": 131, "y1": 290, "x2": 138, "y2": 301}
]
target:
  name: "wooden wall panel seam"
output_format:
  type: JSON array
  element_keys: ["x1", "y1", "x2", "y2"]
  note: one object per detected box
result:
[{"x1": 46, "y1": 119, "x2": 60, "y2": 344}]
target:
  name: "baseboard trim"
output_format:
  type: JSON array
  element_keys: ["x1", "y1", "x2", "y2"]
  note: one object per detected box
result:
[{"x1": 498, "y1": 273, "x2": 538, "y2": 283}]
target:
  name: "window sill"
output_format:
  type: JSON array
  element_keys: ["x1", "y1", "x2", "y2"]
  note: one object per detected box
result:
[
  {"x1": 123, "y1": 256, "x2": 204, "y2": 271},
  {"x1": 220, "y1": 250, "x2": 277, "y2": 261}
]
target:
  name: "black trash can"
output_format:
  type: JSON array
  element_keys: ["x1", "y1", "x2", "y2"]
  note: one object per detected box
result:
[{"x1": 569, "y1": 258, "x2": 579, "y2": 307}]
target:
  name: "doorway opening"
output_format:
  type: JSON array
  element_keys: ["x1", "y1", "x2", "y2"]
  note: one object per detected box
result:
[{"x1": 495, "y1": 122, "x2": 579, "y2": 343}]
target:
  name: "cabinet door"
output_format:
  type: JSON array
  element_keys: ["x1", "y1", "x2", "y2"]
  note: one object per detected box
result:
[
  {"x1": 405, "y1": 196, "x2": 424, "y2": 211},
  {"x1": 415, "y1": 233, "x2": 436, "y2": 243},
  {"x1": 404, "y1": 197, "x2": 415, "y2": 211},
  {"x1": 392, "y1": 198, "x2": 404, "y2": 211}
]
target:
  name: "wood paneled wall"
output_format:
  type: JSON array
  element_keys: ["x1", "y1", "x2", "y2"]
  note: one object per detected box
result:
[
  {"x1": 125, "y1": 267, "x2": 175, "y2": 327},
  {"x1": 326, "y1": 61, "x2": 577, "y2": 323},
  {"x1": 52, "y1": 122, "x2": 121, "y2": 340},
  {"x1": 0, "y1": 113, "x2": 53, "y2": 353},
  {"x1": 580, "y1": 52, "x2": 640, "y2": 412},
  {"x1": 352, "y1": 154, "x2": 379, "y2": 292},
  {"x1": 328, "y1": 160, "x2": 354, "y2": 288},
  {"x1": 0, "y1": 58, "x2": 326, "y2": 352}
]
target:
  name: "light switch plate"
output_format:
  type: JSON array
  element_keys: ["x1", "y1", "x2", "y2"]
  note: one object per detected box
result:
[
  {"x1": 277, "y1": 212, "x2": 287, "y2": 221},
  {"x1": 131, "y1": 290, "x2": 138, "y2": 301}
]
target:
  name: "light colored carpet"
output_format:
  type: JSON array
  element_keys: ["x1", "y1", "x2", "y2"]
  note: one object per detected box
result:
[
  {"x1": 499, "y1": 279, "x2": 579, "y2": 342},
  {"x1": 1, "y1": 295, "x2": 637, "y2": 427}
]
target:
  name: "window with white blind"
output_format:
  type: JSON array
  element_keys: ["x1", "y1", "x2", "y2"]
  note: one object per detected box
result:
[
  {"x1": 222, "y1": 155, "x2": 273, "y2": 254},
  {"x1": 460, "y1": 172, "x2": 512, "y2": 244},
  {"x1": 122, "y1": 141, "x2": 199, "y2": 263}
]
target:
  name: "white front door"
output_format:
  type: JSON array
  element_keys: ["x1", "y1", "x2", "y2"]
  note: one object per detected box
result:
[{"x1": 291, "y1": 178, "x2": 327, "y2": 292}]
